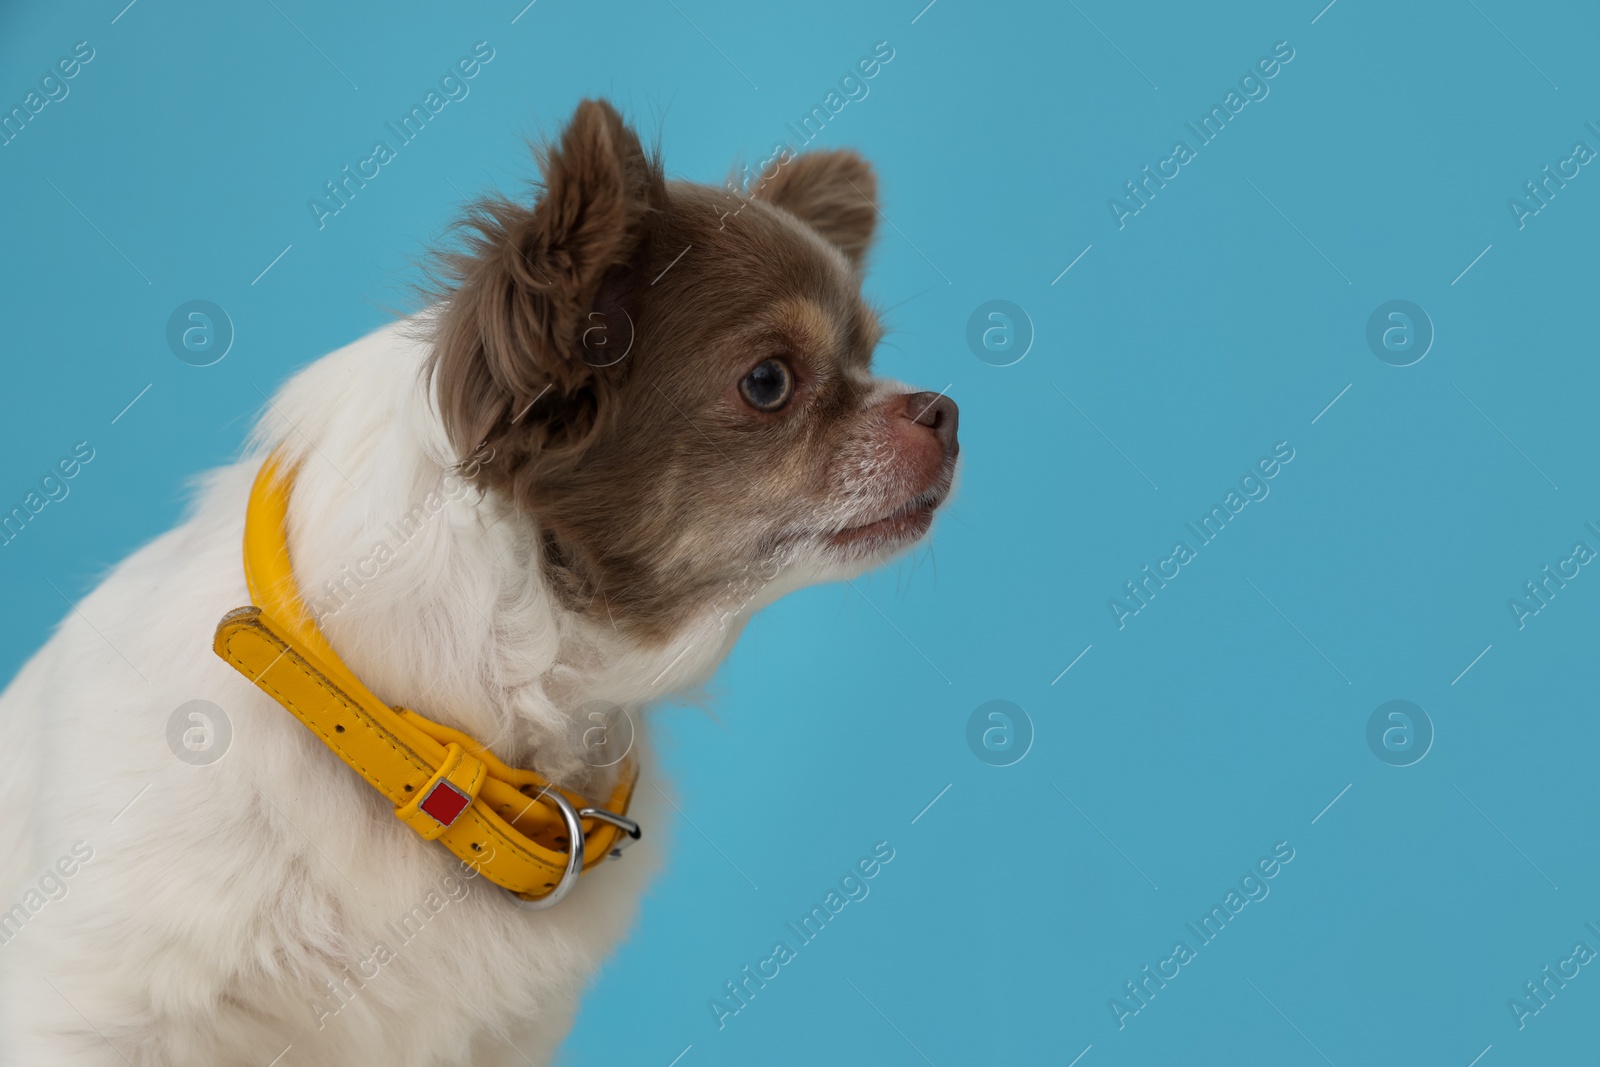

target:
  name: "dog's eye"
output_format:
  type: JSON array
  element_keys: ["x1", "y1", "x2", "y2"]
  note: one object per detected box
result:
[{"x1": 738, "y1": 358, "x2": 794, "y2": 412}]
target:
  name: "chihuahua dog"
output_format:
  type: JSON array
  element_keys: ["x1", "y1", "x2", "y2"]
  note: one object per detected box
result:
[{"x1": 0, "y1": 99, "x2": 957, "y2": 1066}]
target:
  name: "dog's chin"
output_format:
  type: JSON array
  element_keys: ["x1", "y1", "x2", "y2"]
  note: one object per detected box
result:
[{"x1": 822, "y1": 477, "x2": 952, "y2": 563}]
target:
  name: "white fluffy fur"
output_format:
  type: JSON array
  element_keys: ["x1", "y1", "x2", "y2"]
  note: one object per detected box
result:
[{"x1": 0, "y1": 320, "x2": 786, "y2": 1066}]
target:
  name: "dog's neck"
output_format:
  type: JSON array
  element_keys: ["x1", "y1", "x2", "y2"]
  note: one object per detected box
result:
[{"x1": 251, "y1": 319, "x2": 740, "y2": 792}]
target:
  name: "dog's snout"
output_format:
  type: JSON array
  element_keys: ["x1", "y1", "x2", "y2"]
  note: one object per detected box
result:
[{"x1": 904, "y1": 391, "x2": 959, "y2": 456}]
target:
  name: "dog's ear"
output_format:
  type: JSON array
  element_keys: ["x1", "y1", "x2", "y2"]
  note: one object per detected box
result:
[
  {"x1": 429, "y1": 98, "x2": 664, "y2": 470},
  {"x1": 751, "y1": 150, "x2": 877, "y2": 267}
]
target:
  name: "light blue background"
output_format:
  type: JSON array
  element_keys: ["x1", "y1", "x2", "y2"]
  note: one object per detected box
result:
[{"x1": 4, "y1": 1, "x2": 1599, "y2": 1064}]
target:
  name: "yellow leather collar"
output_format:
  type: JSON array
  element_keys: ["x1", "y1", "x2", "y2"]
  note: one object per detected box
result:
[{"x1": 213, "y1": 452, "x2": 640, "y2": 907}]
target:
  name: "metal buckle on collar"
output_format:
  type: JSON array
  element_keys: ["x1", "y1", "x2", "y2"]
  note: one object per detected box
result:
[
  {"x1": 507, "y1": 789, "x2": 585, "y2": 911},
  {"x1": 504, "y1": 795, "x2": 642, "y2": 910},
  {"x1": 580, "y1": 806, "x2": 642, "y2": 860}
]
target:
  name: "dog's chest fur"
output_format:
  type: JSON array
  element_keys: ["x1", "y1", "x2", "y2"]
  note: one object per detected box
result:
[{"x1": 0, "y1": 322, "x2": 740, "y2": 1066}]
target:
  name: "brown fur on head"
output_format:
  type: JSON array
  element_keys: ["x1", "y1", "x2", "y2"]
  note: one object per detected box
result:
[{"x1": 427, "y1": 98, "x2": 958, "y2": 643}]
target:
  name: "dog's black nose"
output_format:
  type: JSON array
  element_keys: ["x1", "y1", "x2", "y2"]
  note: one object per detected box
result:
[{"x1": 906, "y1": 391, "x2": 959, "y2": 456}]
